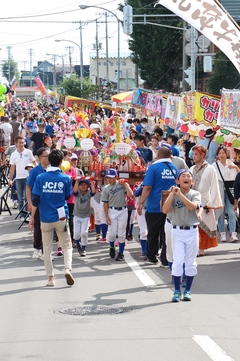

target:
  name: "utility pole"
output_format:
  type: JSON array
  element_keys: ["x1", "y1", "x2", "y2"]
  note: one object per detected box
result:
[
  {"x1": 105, "y1": 12, "x2": 109, "y2": 83},
  {"x1": 22, "y1": 60, "x2": 27, "y2": 71},
  {"x1": 79, "y1": 22, "x2": 83, "y2": 92},
  {"x1": 28, "y1": 48, "x2": 34, "y2": 86},
  {"x1": 182, "y1": 21, "x2": 189, "y2": 92},
  {"x1": 6, "y1": 46, "x2": 12, "y2": 84},
  {"x1": 96, "y1": 19, "x2": 99, "y2": 87},
  {"x1": 66, "y1": 46, "x2": 73, "y2": 75}
]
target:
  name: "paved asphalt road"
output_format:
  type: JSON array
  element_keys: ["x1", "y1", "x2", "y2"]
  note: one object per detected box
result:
[{"x1": 1, "y1": 194, "x2": 240, "y2": 361}]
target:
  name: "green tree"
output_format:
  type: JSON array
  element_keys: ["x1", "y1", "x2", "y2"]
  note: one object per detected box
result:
[
  {"x1": 1, "y1": 59, "x2": 20, "y2": 83},
  {"x1": 120, "y1": 0, "x2": 183, "y2": 91},
  {"x1": 60, "y1": 74, "x2": 95, "y2": 99},
  {"x1": 207, "y1": 52, "x2": 240, "y2": 95}
]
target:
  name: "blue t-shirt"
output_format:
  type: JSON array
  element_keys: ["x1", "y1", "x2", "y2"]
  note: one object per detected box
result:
[
  {"x1": 26, "y1": 164, "x2": 46, "y2": 200},
  {"x1": 197, "y1": 138, "x2": 218, "y2": 164},
  {"x1": 171, "y1": 145, "x2": 180, "y2": 157},
  {"x1": 143, "y1": 161, "x2": 177, "y2": 213},
  {"x1": 137, "y1": 147, "x2": 153, "y2": 164},
  {"x1": 45, "y1": 124, "x2": 57, "y2": 136},
  {"x1": 32, "y1": 169, "x2": 72, "y2": 223}
]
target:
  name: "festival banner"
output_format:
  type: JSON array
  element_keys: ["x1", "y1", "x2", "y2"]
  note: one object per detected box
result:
[
  {"x1": 64, "y1": 96, "x2": 96, "y2": 113},
  {"x1": 217, "y1": 89, "x2": 240, "y2": 129},
  {"x1": 131, "y1": 88, "x2": 149, "y2": 107},
  {"x1": 34, "y1": 76, "x2": 47, "y2": 95},
  {"x1": 180, "y1": 91, "x2": 220, "y2": 126},
  {"x1": 156, "y1": 0, "x2": 240, "y2": 72},
  {"x1": 145, "y1": 93, "x2": 162, "y2": 114},
  {"x1": 164, "y1": 94, "x2": 181, "y2": 129}
]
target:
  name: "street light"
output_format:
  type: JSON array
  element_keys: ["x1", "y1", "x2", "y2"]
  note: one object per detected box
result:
[
  {"x1": 55, "y1": 39, "x2": 83, "y2": 92},
  {"x1": 79, "y1": 4, "x2": 121, "y2": 93}
]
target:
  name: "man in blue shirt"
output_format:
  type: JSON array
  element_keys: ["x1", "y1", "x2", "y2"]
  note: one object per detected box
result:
[
  {"x1": 137, "y1": 147, "x2": 177, "y2": 264},
  {"x1": 134, "y1": 134, "x2": 153, "y2": 165},
  {"x1": 167, "y1": 133, "x2": 180, "y2": 157},
  {"x1": 26, "y1": 147, "x2": 50, "y2": 259},
  {"x1": 29, "y1": 149, "x2": 74, "y2": 287},
  {"x1": 196, "y1": 128, "x2": 218, "y2": 164}
]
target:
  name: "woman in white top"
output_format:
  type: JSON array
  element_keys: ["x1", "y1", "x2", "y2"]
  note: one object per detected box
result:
[
  {"x1": 149, "y1": 135, "x2": 159, "y2": 161},
  {"x1": 212, "y1": 146, "x2": 239, "y2": 242}
]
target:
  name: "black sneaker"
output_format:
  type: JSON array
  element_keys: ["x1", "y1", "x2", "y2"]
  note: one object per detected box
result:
[
  {"x1": 109, "y1": 247, "x2": 116, "y2": 259},
  {"x1": 116, "y1": 253, "x2": 124, "y2": 261},
  {"x1": 148, "y1": 257, "x2": 159, "y2": 265},
  {"x1": 77, "y1": 245, "x2": 82, "y2": 256}
]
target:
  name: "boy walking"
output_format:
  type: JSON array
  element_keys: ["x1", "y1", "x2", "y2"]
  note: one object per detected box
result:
[
  {"x1": 73, "y1": 177, "x2": 96, "y2": 256},
  {"x1": 101, "y1": 169, "x2": 133, "y2": 261},
  {"x1": 162, "y1": 169, "x2": 202, "y2": 302}
]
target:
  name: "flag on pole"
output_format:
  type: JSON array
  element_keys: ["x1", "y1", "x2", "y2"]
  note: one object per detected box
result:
[{"x1": 156, "y1": 0, "x2": 240, "y2": 72}]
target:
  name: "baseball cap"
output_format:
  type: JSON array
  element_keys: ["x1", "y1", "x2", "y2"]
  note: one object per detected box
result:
[
  {"x1": 105, "y1": 168, "x2": 118, "y2": 178},
  {"x1": 78, "y1": 177, "x2": 89, "y2": 185},
  {"x1": 160, "y1": 142, "x2": 172, "y2": 151},
  {"x1": 176, "y1": 169, "x2": 192, "y2": 179},
  {"x1": 25, "y1": 163, "x2": 34, "y2": 170},
  {"x1": 70, "y1": 153, "x2": 78, "y2": 160}
]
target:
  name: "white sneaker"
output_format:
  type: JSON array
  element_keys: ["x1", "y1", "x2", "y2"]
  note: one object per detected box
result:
[
  {"x1": 220, "y1": 232, "x2": 227, "y2": 242},
  {"x1": 32, "y1": 249, "x2": 40, "y2": 259},
  {"x1": 230, "y1": 232, "x2": 238, "y2": 242},
  {"x1": 46, "y1": 278, "x2": 55, "y2": 287},
  {"x1": 64, "y1": 269, "x2": 75, "y2": 286}
]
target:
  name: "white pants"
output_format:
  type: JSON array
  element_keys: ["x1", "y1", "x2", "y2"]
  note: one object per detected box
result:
[
  {"x1": 137, "y1": 209, "x2": 148, "y2": 240},
  {"x1": 73, "y1": 216, "x2": 90, "y2": 246},
  {"x1": 107, "y1": 208, "x2": 127, "y2": 243},
  {"x1": 165, "y1": 219, "x2": 173, "y2": 263},
  {"x1": 171, "y1": 227, "x2": 198, "y2": 277},
  {"x1": 41, "y1": 220, "x2": 72, "y2": 277},
  {"x1": 100, "y1": 201, "x2": 107, "y2": 224},
  {"x1": 91, "y1": 198, "x2": 101, "y2": 225}
]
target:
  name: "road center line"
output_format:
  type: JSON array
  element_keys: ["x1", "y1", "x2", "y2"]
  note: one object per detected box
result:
[
  {"x1": 193, "y1": 335, "x2": 234, "y2": 361},
  {"x1": 124, "y1": 250, "x2": 156, "y2": 287}
]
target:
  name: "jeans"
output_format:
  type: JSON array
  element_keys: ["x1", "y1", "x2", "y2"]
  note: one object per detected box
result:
[
  {"x1": 218, "y1": 190, "x2": 236, "y2": 233},
  {"x1": 15, "y1": 178, "x2": 27, "y2": 216}
]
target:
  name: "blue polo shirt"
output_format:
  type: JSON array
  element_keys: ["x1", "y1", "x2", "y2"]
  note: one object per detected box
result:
[
  {"x1": 143, "y1": 160, "x2": 177, "y2": 213},
  {"x1": 26, "y1": 164, "x2": 46, "y2": 200},
  {"x1": 32, "y1": 169, "x2": 72, "y2": 223}
]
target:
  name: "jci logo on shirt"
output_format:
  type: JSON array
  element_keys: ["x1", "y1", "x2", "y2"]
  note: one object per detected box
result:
[
  {"x1": 42, "y1": 181, "x2": 64, "y2": 193},
  {"x1": 161, "y1": 169, "x2": 176, "y2": 179}
]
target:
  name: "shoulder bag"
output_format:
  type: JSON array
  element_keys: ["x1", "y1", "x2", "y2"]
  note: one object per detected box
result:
[{"x1": 216, "y1": 162, "x2": 234, "y2": 205}]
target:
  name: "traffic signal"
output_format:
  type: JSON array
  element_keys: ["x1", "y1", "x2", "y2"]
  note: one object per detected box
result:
[
  {"x1": 123, "y1": 5, "x2": 133, "y2": 35},
  {"x1": 184, "y1": 67, "x2": 192, "y2": 86}
]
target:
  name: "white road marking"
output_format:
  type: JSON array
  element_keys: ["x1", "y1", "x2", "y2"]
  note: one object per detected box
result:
[
  {"x1": 124, "y1": 250, "x2": 156, "y2": 287},
  {"x1": 193, "y1": 335, "x2": 234, "y2": 361}
]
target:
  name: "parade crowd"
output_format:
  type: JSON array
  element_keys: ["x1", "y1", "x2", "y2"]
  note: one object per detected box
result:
[{"x1": 1, "y1": 98, "x2": 240, "y2": 302}]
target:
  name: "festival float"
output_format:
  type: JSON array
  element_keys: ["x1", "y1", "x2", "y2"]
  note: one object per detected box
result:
[{"x1": 56, "y1": 108, "x2": 145, "y2": 184}]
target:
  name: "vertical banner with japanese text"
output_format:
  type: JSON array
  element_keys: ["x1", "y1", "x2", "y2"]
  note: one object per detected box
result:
[{"x1": 156, "y1": 0, "x2": 240, "y2": 72}]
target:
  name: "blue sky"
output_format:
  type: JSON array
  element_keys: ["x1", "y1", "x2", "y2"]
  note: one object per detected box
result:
[{"x1": 0, "y1": 0, "x2": 131, "y2": 75}]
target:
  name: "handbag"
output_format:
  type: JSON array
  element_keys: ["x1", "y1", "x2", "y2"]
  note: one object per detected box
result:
[{"x1": 216, "y1": 162, "x2": 234, "y2": 205}]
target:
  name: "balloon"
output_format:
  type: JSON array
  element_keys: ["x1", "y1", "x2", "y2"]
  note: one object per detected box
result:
[
  {"x1": 232, "y1": 139, "x2": 240, "y2": 149},
  {"x1": 215, "y1": 135, "x2": 225, "y2": 144},
  {"x1": 60, "y1": 161, "x2": 71, "y2": 172}
]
